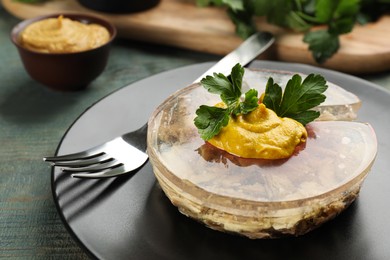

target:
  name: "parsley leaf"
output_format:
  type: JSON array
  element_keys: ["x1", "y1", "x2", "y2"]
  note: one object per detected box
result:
[
  {"x1": 289, "y1": 110, "x2": 322, "y2": 126},
  {"x1": 262, "y1": 73, "x2": 328, "y2": 126},
  {"x1": 194, "y1": 63, "x2": 259, "y2": 140},
  {"x1": 227, "y1": 8, "x2": 257, "y2": 39},
  {"x1": 200, "y1": 63, "x2": 243, "y2": 106},
  {"x1": 194, "y1": 105, "x2": 229, "y2": 140},
  {"x1": 303, "y1": 30, "x2": 339, "y2": 64},
  {"x1": 262, "y1": 77, "x2": 282, "y2": 115},
  {"x1": 235, "y1": 88, "x2": 259, "y2": 115}
]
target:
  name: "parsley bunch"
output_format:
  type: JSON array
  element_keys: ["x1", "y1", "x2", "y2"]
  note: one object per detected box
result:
[
  {"x1": 194, "y1": 63, "x2": 328, "y2": 140},
  {"x1": 197, "y1": 0, "x2": 390, "y2": 63}
]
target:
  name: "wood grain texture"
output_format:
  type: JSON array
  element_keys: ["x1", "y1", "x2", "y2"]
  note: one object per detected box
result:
[{"x1": 2, "y1": 0, "x2": 390, "y2": 74}]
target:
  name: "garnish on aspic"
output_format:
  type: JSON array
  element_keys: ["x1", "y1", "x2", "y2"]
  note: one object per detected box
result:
[{"x1": 194, "y1": 63, "x2": 328, "y2": 159}]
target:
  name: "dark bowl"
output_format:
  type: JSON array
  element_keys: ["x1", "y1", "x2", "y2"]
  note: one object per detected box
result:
[
  {"x1": 11, "y1": 13, "x2": 117, "y2": 91},
  {"x1": 78, "y1": 0, "x2": 160, "y2": 13}
]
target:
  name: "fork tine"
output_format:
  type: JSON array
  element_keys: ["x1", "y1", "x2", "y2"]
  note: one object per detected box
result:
[
  {"x1": 43, "y1": 147, "x2": 103, "y2": 162},
  {"x1": 48, "y1": 153, "x2": 111, "y2": 167},
  {"x1": 71, "y1": 165, "x2": 128, "y2": 179},
  {"x1": 61, "y1": 159, "x2": 121, "y2": 173}
]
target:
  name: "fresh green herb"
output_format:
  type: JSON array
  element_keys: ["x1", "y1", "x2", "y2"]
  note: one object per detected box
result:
[
  {"x1": 196, "y1": 0, "x2": 390, "y2": 63},
  {"x1": 194, "y1": 106, "x2": 230, "y2": 140},
  {"x1": 194, "y1": 63, "x2": 259, "y2": 140},
  {"x1": 194, "y1": 63, "x2": 328, "y2": 140},
  {"x1": 262, "y1": 73, "x2": 328, "y2": 126}
]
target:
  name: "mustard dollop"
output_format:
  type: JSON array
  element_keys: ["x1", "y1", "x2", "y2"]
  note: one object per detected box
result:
[
  {"x1": 20, "y1": 15, "x2": 110, "y2": 53},
  {"x1": 208, "y1": 103, "x2": 308, "y2": 159}
]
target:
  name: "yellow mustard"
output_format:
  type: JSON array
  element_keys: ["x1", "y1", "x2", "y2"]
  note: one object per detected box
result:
[
  {"x1": 208, "y1": 103, "x2": 308, "y2": 159},
  {"x1": 20, "y1": 15, "x2": 110, "y2": 53}
]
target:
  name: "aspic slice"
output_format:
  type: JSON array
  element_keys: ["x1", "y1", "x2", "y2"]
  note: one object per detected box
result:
[
  {"x1": 148, "y1": 83, "x2": 378, "y2": 237},
  {"x1": 147, "y1": 69, "x2": 377, "y2": 238}
]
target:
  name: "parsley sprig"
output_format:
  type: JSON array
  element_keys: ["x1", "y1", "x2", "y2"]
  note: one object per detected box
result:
[
  {"x1": 262, "y1": 74, "x2": 328, "y2": 126},
  {"x1": 194, "y1": 63, "x2": 328, "y2": 140},
  {"x1": 196, "y1": 0, "x2": 390, "y2": 63},
  {"x1": 194, "y1": 64, "x2": 259, "y2": 140}
]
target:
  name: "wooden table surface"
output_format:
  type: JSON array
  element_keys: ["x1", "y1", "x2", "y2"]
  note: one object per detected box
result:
[{"x1": 0, "y1": 3, "x2": 389, "y2": 259}]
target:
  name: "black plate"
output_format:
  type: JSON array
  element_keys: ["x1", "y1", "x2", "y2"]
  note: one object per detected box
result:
[{"x1": 52, "y1": 61, "x2": 390, "y2": 260}]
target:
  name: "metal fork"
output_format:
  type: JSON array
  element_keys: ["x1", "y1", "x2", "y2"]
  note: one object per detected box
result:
[{"x1": 43, "y1": 32, "x2": 275, "y2": 178}]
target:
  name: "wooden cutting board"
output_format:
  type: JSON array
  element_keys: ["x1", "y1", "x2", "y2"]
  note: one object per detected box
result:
[{"x1": 3, "y1": 0, "x2": 390, "y2": 74}]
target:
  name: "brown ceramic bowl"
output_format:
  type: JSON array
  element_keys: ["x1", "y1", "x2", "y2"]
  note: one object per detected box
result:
[
  {"x1": 78, "y1": 0, "x2": 160, "y2": 13},
  {"x1": 11, "y1": 13, "x2": 116, "y2": 91}
]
